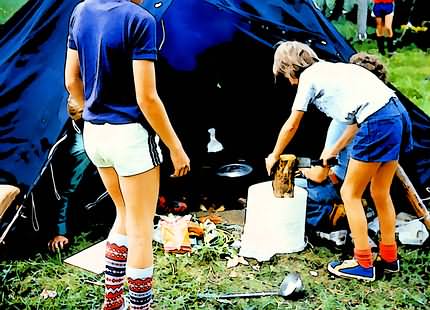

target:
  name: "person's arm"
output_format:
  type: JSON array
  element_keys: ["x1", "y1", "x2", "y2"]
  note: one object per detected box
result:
[
  {"x1": 133, "y1": 59, "x2": 190, "y2": 177},
  {"x1": 321, "y1": 123, "x2": 358, "y2": 162},
  {"x1": 265, "y1": 110, "x2": 305, "y2": 175},
  {"x1": 64, "y1": 48, "x2": 84, "y2": 108},
  {"x1": 300, "y1": 166, "x2": 330, "y2": 183}
]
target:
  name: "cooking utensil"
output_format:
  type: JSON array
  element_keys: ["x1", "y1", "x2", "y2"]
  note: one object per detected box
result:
[
  {"x1": 197, "y1": 272, "x2": 303, "y2": 299},
  {"x1": 216, "y1": 162, "x2": 253, "y2": 178},
  {"x1": 296, "y1": 157, "x2": 338, "y2": 168}
]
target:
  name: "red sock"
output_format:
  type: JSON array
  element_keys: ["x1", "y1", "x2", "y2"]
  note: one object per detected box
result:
[
  {"x1": 354, "y1": 248, "x2": 373, "y2": 268},
  {"x1": 379, "y1": 243, "x2": 397, "y2": 263}
]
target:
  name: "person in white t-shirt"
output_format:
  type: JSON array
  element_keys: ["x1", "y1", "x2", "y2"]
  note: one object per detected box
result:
[{"x1": 265, "y1": 41, "x2": 412, "y2": 281}]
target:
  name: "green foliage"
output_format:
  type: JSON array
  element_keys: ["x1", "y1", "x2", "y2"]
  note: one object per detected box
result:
[
  {"x1": 332, "y1": 19, "x2": 430, "y2": 116},
  {"x1": 2, "y1": 229, "x2": 429, "y2": 309},
  {"x1": 0, "y1": 0, "x2": 27, "y2": 24}
]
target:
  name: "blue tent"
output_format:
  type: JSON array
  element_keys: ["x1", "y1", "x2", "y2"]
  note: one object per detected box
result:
[{"x1": 0, "y1": 0, "x2": 429, "y2": 208}]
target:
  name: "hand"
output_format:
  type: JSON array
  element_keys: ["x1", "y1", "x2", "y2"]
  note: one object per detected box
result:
[
  {"x1": 48, "y1": 235, "x2": 69, "y2": 252},
  {"x1": 265, "y1": 153, "x2": 279, "y2": 176},
  {"x1": 67, "y1": 96, "x2": 83, "y2": 121},
  {"x1": 170, "y1": 148, "x2": 191, "y2": 178},
  {"x1": 320, "y1": 148, "x2": 337, "y2": 166}
]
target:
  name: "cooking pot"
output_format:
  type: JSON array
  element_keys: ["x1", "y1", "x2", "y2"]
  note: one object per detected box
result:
[
  {"x1": 216, "y1": 162, "x2": 253, "y2": 178},
  {"x1": 213, "y1": 160, "x2": 255, "y2": 208}
]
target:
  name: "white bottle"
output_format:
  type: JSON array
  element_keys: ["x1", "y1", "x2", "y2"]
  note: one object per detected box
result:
[{"x1": 207, "y1": 128, "x2": 224, "y2": 153}]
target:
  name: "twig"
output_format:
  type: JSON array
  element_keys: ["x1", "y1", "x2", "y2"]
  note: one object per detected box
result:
[{"x1": 83, "y1": 280, "x2": 104, "y2": 286}]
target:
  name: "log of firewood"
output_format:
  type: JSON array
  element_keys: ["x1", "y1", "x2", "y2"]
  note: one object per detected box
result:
[
  {"x1": 272, "y1": 154, "x2": 297, "y2": 198},
  {"x1": 395, "y1": 164, "x2": 430, "y2": 230}
]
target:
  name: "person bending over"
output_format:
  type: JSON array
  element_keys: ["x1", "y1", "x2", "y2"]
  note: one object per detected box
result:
[{"x1": 266, "y1": 41, "x2": 412, "y2": 281}]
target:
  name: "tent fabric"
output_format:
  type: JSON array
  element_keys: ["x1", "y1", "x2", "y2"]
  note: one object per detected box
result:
[
  {"x1": 0, "y1": 0, "x2": 429, "y2": 204},
  {"x1": 0, "y1": 1, "x2": 78, "y2": 196}
]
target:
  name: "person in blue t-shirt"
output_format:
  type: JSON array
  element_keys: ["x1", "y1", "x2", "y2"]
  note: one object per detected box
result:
[{"x1": 64, "y1": 1, "x2": 190, "y2": 309}]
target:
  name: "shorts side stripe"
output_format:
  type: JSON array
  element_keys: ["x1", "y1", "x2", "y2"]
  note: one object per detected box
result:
[{"x1": 148, "y1": 133, "x2": 161, "y2": 167}]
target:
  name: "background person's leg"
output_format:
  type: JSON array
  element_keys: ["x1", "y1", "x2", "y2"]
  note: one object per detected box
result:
[
  {"x1": 384, "y1": 12, "x2": 395, "y2": 53},
  {"x1": 357, "y1": 0, "x2": 368, "y2": 41},
  {"x1": 375, "y1": 16, "x2": 386, "y2": 54}
]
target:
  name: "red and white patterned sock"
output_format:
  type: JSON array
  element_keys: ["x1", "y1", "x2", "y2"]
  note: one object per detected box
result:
[
  {"x1": 127, "y1": 266, "x2": 153, "y2": 310},
  {"x1": 103, "y1": 232, "x2": 128, "y2": 310}
]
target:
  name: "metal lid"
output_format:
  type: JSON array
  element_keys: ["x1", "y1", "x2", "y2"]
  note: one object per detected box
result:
[{"x1": 216, "y1": 163, "x2": 253, "y2": 178}]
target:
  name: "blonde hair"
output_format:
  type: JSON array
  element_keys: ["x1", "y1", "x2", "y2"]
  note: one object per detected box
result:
[
  {"x1": 349, "y1": 52, "x2": 387, "y2": 83},
  {"x1": 273, "y1": 41, "x2": 319, "y2": 80}
]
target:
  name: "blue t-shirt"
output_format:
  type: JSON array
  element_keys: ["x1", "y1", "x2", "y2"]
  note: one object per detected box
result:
[{"x1": 68, "y1": 0, "x2": 157, "y2": 125}]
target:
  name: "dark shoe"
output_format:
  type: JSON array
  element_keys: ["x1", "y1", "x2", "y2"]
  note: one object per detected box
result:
[
  {"x1": 358, "y1": 33, "x2": 367, "y2": 42},
  {"x1": 375, "y1": 256, "x2": 400, "y2": 273},
  {"x1": 376, "y1": 36, "x2": 385, "y2": 55},
  {"x1": 328, "y1": 259, "x2": 375, "y2": 281},
  {"x1": 387, "y1": 37, "x2": 395, "y2": 55}
]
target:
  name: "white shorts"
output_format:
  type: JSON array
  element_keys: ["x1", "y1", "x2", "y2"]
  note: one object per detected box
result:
[{"x1": 83, "y1": 122, "x2": 163, "y2": 177}]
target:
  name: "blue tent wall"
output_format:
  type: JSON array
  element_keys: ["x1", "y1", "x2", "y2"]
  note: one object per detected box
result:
[
  {"x1": 0, "y1": 0, "x2": 429, "y2": 203},
  {"x1": 0, "y1": 0, "x2": 80, "y2": 196}
]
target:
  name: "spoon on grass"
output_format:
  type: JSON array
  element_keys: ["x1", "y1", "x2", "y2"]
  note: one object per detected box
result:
[{"x1": 197, "y1": 272, "x2": 303, "y2": 299}]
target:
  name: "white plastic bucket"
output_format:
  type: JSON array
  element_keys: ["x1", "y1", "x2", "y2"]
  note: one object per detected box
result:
[{"x1": 239, "y1": 181, "x2": 307, "y2": 261}]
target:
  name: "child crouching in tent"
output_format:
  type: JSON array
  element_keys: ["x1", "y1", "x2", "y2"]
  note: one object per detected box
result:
[{"x1": 265, "y1": 41, "x2": 412, "y2": 281}]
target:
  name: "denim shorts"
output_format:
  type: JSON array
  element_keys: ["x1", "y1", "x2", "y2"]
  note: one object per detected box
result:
[
  {"x1": 351, "y1": 97, "x2": 413, "y2": 163},
  {"x1": 373, "y1": 3, "x2": 394, "y2": 17},
  {"x1": 83, "y1": 122, "x2": 163, "y2": 176}
]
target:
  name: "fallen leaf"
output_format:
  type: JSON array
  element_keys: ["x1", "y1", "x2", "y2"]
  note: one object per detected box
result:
[
  {"x1": 227, "y1": 256, "x2": 239, "y2": 268},
  {"x1": 229, "y1": 270, "x2": 239, "y2": 278},
  {"x1": 40, "y1": 289, "x2": 57, "y2": 299},
  {"x1": 251, "y1": 264, "x2": 260, "y2": 271},
  {"x1": 216, "y1": 205, "x2": 225, "y2": 212},
  {"x1": 227, "y1": 255, "x2": 248, "y2": 268},
  {"x1": 237, "y1": 256, "x2": 249, "y2": 266},
  {"x1": 309, "y1": 270, "x2": 318, "y2": 277}
]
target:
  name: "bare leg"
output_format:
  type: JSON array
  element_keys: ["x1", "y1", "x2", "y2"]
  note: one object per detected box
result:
[
  {"x1": 375, "y1": 16, "x2": 384, "y2": 37},
  {"x1": 370, "y1": 161, "x2": 397, "y2": 244},
  {"x1": 340, "y1": 159, "x2": 380, "y2": 250},
  {"x1": 384, "y1": 12, "x2": 395, "y2": 53},
  {"x1": 97, "y1": 167, "x2": 127, "y2": 236},
  {"x1": 384, "y1": 12, "x2": 394, "y2": 38},
  {"x1": 119, "y1": 166, "x2": 160, "y2": 268},
  {"x1": 97, "y1": 167, "x2": 128, "y2": 310}
]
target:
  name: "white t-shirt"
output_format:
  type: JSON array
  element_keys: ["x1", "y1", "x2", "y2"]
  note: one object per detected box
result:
[{"x1": 291, "y1": 61, "x2": 395, "y2": 124}]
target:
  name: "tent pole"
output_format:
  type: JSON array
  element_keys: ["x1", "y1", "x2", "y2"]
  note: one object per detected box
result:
[
  {"x1": 396, "y1": 164, "x2": 430, "y2": 230},
  {"x1": 0, "y1": 204, "x2": 24, "y2": 245}
]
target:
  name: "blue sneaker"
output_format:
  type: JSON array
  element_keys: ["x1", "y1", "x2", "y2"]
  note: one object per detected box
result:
[{"x1": 328, "y1": 259, "x2": 375, "y2": 281}]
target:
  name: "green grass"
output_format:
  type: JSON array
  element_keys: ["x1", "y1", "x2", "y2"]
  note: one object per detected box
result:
[
  {"x1": 0, "y1": 0, "x2": 27, "y2": 24},
  {"x1": 1, "y1": 9, "x2": 429, "y2": 310},
  {"x1": 333, "y1": 18, "x2": 430, "y2": 116},
  {"x1": 1, "y1": 226, "x2": 429, "y2": 309}
]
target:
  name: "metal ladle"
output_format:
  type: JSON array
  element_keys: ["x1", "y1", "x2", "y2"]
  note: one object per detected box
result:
[{"x1": 197, "y1": 272, "x2": 303, "y2": 299}]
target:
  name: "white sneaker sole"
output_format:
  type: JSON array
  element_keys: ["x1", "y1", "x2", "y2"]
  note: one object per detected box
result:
[{"x1": 328, "y1": 263, "x2": 376, "y2": 282}]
